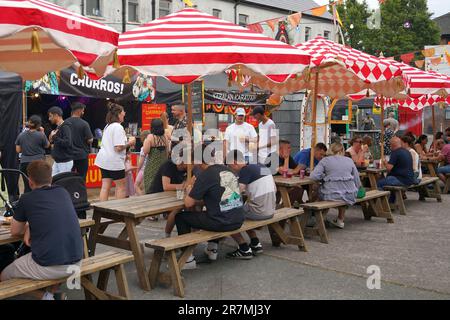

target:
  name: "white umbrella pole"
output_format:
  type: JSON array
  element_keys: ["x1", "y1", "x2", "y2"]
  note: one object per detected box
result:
[
  {"x1": 310, "y1": 70, "x2": 319, "y2": 172},
  {"x1": 187, "y1": 83, "x2": 193, "y2": 181}
]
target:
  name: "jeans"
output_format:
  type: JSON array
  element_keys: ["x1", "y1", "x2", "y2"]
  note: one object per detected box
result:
[
  {"x1": 437, "y1": 164, "x2": 450, "y2": 175},
  {"x1": 52, "y1": 160, "x2": 74, "y2": 177},
  {"x1": 72, "y1": 158, "x2": 89, "y2": 180},
  {"x1": 377, "y1": 176, "x2": 406, "y2": 203},
  {"x1": 175, "y1": 211, "x2": 243, "y2": 243}
]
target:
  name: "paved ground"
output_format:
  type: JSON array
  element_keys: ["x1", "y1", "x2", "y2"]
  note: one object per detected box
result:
[{"x1": 63, "y1": 188, "x2": 450, "y2": 300}]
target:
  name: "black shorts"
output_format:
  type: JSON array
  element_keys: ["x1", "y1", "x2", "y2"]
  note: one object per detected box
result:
[{"x1": 100, "y1": 168, "x2": 125, "y2": 181}]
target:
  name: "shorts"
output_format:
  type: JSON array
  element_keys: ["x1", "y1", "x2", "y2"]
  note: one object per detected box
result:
[
  {"x1": 0, "y1": 253, "x2": 81, "y2": 281},
  {"x1": 100, "y1": 168, "x2": 125, "y2": 181},
  {"x1": 243, "y1": 204, "x2": 274, "y2": 221}
]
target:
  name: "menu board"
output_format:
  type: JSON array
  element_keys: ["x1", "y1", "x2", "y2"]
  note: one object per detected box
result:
[{"x1": 183, "y1": 80, "x2": 204, "y2": 123}]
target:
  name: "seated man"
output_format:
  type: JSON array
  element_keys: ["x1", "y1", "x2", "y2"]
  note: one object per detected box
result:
[
  {"x1": 226, "y1": 150, "x2": 276, "y2": 259},
  {"x1": 0, "y1": 160, "x2": 83, "y2": 300},
  {"x1": 175, "y1": 144, "x2": 245, "y2": 268},
  {"x1": 377, "y1": 137, "x2": 416, "y2": 202},
  {"x1": 293, "y1": 142, "x2": 327, "y2": 171},
  {"x1": 434, "y1": 139, "x2": 450, "y2": 183}
]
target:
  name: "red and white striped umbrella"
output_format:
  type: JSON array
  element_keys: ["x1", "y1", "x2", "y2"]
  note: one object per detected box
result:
[
  {"x1": 115, "y1": 8, "x2": 310, "y2": 84},
  {"x1": 249, "y1": 36, "x2": 404, "y2": 98},
  {"x1": 0, "y1": 0, "x2": 119, "y2": 80},
  {"x1": 374, "y1": 95, "x2": 450, "y2": 111}
]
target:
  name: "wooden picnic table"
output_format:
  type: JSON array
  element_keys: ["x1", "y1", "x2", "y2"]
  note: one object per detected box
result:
[
  {"x1": 88, "y1": 191, "x2": 184, "y2": 291},
  {"x1": 0, "y1": 219, "x2": 95, "y2": 257},
  {"x1": 421, "y1": 159, "x2": 439, "y2": 177},
  {"x1": 273, "y1": 176, "x2": 317, "y2": 208},
  {"x1": 363, "y1": 168, "x2": 387, "y2": 190}
]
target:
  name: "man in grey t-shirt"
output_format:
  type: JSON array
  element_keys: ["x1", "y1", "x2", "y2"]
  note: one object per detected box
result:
[{"x1": 226, "y1": 150, "x2": 276, "y2": 259}]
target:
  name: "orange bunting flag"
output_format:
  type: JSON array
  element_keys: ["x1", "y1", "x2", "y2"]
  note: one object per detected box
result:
[
  {"x1": 400, "y1": 52, "x2": 415, "y2": 64},
  {"x1": 445, "y1": 50, "x2": 450, "y2": 65},
  {"x1": 266, "y1": 19, "x2": 277, "y2": 31},
  {"x1": 247, "y1": 23, "x2": 264, "y2": 33},
  {"x1": 335, "y1": 7, "x2": 343, "y2": 27},
  {"x1": 421, "y1": 48, "x2": 435, "y2": 57},
  {"x1": 430, "y1": 57, "x2": 442, "y2": 65},
  {"x1": 287, "y1": 12, "x2": 302, "y2": 28},
  {"x1": 311, "y1": 5, "x2": 327, "y2": 17},
  {"x1": 414, "y1": 60, "x2": 425, "y2": 68}
]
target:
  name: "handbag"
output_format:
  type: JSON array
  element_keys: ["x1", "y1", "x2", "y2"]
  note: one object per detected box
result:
[{"x1": 357, "y1": 186, "x2": 366, "y2": 199}]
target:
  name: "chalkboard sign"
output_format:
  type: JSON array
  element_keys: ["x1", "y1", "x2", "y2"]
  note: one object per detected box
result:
[{"x1": 183, "y1": 80, "x2": 204, "y2": 123}]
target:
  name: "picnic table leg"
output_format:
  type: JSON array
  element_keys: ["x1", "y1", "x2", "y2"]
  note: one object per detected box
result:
[
  {"x1": 148, "y1": 249, "x2": 164, "y2": 289},
  {"x1": 279, "y1": 186, "x2": 292, "y2": 208},
  {"x1": 394, "y1": 191, "x2": 406, "y2": 215},
  {"x1": 427, "y1": 163, "x2": 437, "y2": 178},
  {"x1": 444, "y1": 175, "x2": 450, "y2": 194},
  {"x1": 124, "y1": 217, "x2": 151, "y2": 291},
  {"x1": 315, "y1": 209, "x2": 329, "y2": 244},
  {"x1": 288, "y1": 217, "x2": 308, "y2": 252},
  {"x1": 368, "y1": 173, "x2": 378, "y2": 191},
  {"x1": 88, "y1": 210, "x2": 103, "y2": 256},
  {"x1": 167, "y1": 250, "x2": 185, "y2": 298},
  {"x1": 114, "y1": 264, "x2": 131, "y2": 299},
  {"x1": 433, "y1": 180, "x2": 442, "y2": 202}
]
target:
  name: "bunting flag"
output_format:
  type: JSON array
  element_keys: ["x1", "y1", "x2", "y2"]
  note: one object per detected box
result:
[
  {"x1": 247, "y1": 23, "x2": 264, "y2": 34},
  {"x1": 400, "y1": 52, "x2": 415, "y2": 64},
  {"x1": 445, "y1": 50, "x2": 450, "y2": 65},
  {"x1": 431, "y1": 57, "x2": 442, "y2": 65},
  {"x1": 182, "y1": 0, "x2": 194, "y2": 7},
  {"x1": 287, "y1": 12, "x2": 302, "y2": 28},
  {"x1": 311, "y1": 5, "x2": 328, "y2": 17},
  {"x1": 422, "y1": 48, "x2": 435, "y2": 57},
  {"x1": 335, "y1": 7, "x2": 343, "y2": 27},
  {"x1": 414, "y1": 60, "x2": 425, "y2": 69},
  {"x1": 267, "y1": 19, "x2": 277, "y2": 31}
]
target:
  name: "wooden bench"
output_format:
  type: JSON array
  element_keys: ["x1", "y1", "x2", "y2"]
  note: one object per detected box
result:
[
  {"x1": 0, "y1": 251, "x2": 134, "y2": 300},
  {"x1": 383, "y1": 177, "x2": 442, "y2": 215},
  {"x1": 144, "y1": 207, "x2": 306, "y2": 297},
  {"x1": 300, "y1": 190, "x2": 394, "y2": 244}
]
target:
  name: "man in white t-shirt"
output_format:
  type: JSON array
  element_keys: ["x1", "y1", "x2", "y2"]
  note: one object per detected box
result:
[
  {"x1": 224, "y1": 108, "x2": 257, "y2": 163},
  {"x1": 252, "y1": 106, "x2": 277, "y2": 164}
]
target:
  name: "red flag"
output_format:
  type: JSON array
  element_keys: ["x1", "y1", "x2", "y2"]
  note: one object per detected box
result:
[
  {"x1": 247, "y1": 23, "x2": 264, "y2": 34},
  {"x1": 400, "y1": 52, "x2": 414, "y2": 64}
]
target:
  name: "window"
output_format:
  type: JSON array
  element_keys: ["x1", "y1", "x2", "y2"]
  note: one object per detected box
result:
[
  {"x1": 238, "y1": 14, "x2": 249, "y2": 27},
  {"x1": 86, "y1": 0, "x2": 101, "y2": 17},
  {"x1": 305, "y1": 27, "x2": 311, "y2": 42},
  {"x1": 159, "y1": 0, "x2": 172, "y2": 17},
  {"x1": 324, "y1": 30, "x2": 330, "y2": 40},
  {"x1": 212, "y1": 9, "x2": 222, "y2": 18},
  {"x1": 128, "y1": 0, "x2": 139, "y2": 22}
]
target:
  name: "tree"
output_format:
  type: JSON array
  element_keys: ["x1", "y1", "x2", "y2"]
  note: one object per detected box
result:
[{"x1": 336, "y1": 0, "x2": 440, "y2": 58}]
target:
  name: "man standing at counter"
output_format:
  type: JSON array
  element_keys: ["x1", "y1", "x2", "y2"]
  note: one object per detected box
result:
[
  {"x1": 65, "y1": 102, "x2": 93, "y2": 180},
  {"x1": 171, "y1": 104, "x2": 188, "y2": 150}
]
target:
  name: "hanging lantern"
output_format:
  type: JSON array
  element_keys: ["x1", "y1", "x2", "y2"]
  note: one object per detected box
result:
[
  {"x1": 113, "y1": 50, "x2": 120, "y2": 68},
  {"x1": 31, "y1": 28, "x2": 43, "y2": 53}
]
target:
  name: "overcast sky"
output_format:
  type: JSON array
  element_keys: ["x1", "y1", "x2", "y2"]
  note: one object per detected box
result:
[{"x1": 315, "y1": 0, "x2": 449, "y2": 18}]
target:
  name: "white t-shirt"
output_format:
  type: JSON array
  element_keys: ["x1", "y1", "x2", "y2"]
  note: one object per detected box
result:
[
  {"x1": 224, "y1": 122, "x2": 257, "y2": 158},
  {"x1": 258, "y1": 119, "x2": 277, "y2": 163},
  {"x1": 408, "y1": 148, "x2": 422, "y2": 180},
  {"x1": 95, "y1": 123, "x2": 127, "y2": 171}
]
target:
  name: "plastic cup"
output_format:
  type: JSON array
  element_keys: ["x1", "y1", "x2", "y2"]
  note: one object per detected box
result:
[
  {"x1": 176, "y1": 188, "x2": 185, "y2": 200},
  {"x1": 299, "y1": 170, "x2": 305, "y2": 179}
]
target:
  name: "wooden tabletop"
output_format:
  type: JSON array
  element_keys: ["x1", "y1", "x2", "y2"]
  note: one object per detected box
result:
[
  {"x1": 364, "y1": 168, "x2": 387, "y2": 174},
  {"x1": 0, "y1": 219, "x2": 94, "y2": 246},
  {"x1": 91, "y1": 191, "x2": 185, "y2": 219},
  {"x1": 274, "y1": 176, "x2": 316, "y2": 187},
  {"x1": 421, "y1": 159, "x2": 439, "y2": 164}
]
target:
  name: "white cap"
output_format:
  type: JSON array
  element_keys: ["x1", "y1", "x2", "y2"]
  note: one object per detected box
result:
[{"x1": 235, "y1": 108, "x2": 246, "y2": 116}]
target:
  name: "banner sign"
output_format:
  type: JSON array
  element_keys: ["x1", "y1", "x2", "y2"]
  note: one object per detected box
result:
[
  {"x1": 86, "y1": 153, "x2": 138, "y2": 188},
  {"x1": 141, "y1": 104, "x2": 167, "y2": 131},
  {"x1": 205, "y1": 89, "x2": 269, "y2": 106}
]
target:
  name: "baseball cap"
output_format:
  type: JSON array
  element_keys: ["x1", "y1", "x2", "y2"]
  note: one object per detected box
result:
[{"x1": 235, "y1": 108, "x2": 246, "y2": 116}]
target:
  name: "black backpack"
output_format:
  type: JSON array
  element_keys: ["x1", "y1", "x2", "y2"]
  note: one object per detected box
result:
[{"x1": 52, "y1": 172, "x2": 90, "y2": 216}]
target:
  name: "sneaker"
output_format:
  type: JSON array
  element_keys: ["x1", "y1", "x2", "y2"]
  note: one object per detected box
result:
[
  {"x1": 41, "y1": 291, "x2": 55, "y2": 300},
  {"x1": 328, "y1": 218, "x2": 344, "y2": 229},
  {"x1": 53, "y1": 292, "x2": 67, "y2": 300},
  {"x1": 204, "y1": 247, "x2": 218, "y2": 261},
  {"x1": 226, "y1": 248, "x2": 253, "y2": 260},
  {"x1": 250, "y1": 242, "x2": 263, "y2": 255},
  {"x1": 181, "y1": 256, "x2": 197, "y2": 270}
]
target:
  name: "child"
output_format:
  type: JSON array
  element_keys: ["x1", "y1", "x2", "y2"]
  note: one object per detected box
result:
[
  {"x1": 125, "y1": 148, "x2": 137, "y2": 197},
  {"x1": 134, "y1": 130, "x2": 150, "y2": 195}
]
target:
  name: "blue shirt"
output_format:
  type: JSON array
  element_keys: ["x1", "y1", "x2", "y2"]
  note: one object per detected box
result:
[
  {"x1": 294, "y1": 148, "x2": 319, "y2": 168},
  {"x1": 388, "y1": 148, "x2": 415, "y2": 186},
  {"x1": 14, "y1": 185, "x2": 83, "y2": 266}
]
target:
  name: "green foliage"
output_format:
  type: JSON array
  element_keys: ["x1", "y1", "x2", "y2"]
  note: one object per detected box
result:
[{"x1": 336, "y1": 0, "x2": 440, "y2": 58}]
